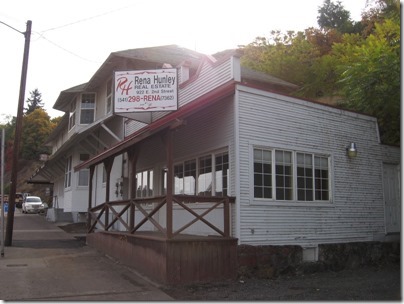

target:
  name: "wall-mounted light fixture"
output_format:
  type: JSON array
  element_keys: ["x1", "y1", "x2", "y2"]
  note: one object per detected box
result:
[{"x1": 347, "y1": 142, "x2": 358, "y2": 158}]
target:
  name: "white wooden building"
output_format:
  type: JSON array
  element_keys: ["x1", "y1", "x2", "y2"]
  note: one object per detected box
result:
[{"x1": 31, "y1": 45, "x2": 400, "y2": 282}]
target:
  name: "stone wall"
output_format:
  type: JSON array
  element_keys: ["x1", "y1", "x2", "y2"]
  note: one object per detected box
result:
[{"x1": 237, "y1": 242, "x2": 400, "y2": 279}]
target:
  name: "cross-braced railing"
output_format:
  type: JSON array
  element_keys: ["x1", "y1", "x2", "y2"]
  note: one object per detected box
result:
[{"x1": 87, "y1": 195, "x2": 235, "y2": 239}]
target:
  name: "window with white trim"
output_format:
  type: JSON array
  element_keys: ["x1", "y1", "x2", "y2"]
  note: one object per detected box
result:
[
  {"x1": 174, "y1": 151, "x2": 229, "y2": 196},
  {"x1": 68, "y1": 103, "x2": 76, "y2": 130},
  {"x1": 106, "y1": 79, "x2": 112, "y2": 114},
  {"x1": 136, "y1": 169, "x2": 153, "y2": 198},
  {"x1": 253, "y1": 148, "x2": 330, "y2": 202},
  {"x1": 78, "y1": 154, "x2": 90, "y2": 186},
  {"x1": 64, "y1": 155, "x2": 72, "y2": 188},
  {"x1": 80, "y1": 93, "x2": 95, "y2": 124}
]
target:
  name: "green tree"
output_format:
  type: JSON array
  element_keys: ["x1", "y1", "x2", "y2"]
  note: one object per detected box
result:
[
  {"x1": 336, "y1": 19, "x2": 400, "y2": 145},
  {"x1": 21, "y1": 108, "x2": 53, "y2": 160},
  {"x1": 25, "y1": 88, "x2": 44, "y2": 115},
  {"x1": 317, "y1": 0, "x2": 360, "y2": 34}
]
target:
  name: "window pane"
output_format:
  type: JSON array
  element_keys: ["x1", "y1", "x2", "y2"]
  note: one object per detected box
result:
[
  {"x1": 296, "y1": 153, "x2": 314, "y2": 201},
  {"x1": 314, "y1": 156, "x2": 329, "y2": 201},
  {"x1": 184, "y1": 160, "x2": 196, "y2": 195},
  {"x1": 275, "y1": 150, "x2": 292, "y2": 200},
  {"x1": 253, "y1": 149, "x2": 272, "y2": 199},
  {"x1": 78, "y1": 169, "x2": 89, "y2": 186},
  {"x1": 198, "y1": 155, "x2": 212, "y2": 196},
  {"x1": 215, "y1": 153, "x2": 229, "y2": 196},
  {"x1": 81, "y1": 94, "x2": 95, "y2": 124},
  {"x1": 174, "y1": 164, "x2": 184, "y2": 194}
]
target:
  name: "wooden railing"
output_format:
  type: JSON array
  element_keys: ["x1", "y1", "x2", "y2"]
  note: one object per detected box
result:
[{"x1": 87, "y1": 195, "x2": 235, "y2": 239}]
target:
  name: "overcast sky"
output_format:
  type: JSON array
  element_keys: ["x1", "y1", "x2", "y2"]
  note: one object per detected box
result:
[{"x1": 0, "y1": 0, "x2": 367, "y2": 121}]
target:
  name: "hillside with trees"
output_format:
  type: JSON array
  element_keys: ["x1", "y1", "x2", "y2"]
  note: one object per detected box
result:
[
  {"x1": 1, "y1": 89, "x2": 61, "y2": 203},
  {"x1": 240, "y1": 0, "x2": 400, "y2": 145}
]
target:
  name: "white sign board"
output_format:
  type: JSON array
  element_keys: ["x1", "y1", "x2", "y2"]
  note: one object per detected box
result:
[{"x1": 114, "y1": 69, "x2": 178, "y2": 113}]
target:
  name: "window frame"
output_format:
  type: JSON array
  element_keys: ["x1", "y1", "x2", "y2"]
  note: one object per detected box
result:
[
  {"x1": 251, "y1": 145, "x2": 332, "y2": 205},
  {"x1": 64, "y1": 155, "x2": 72, "y2": 189},
  {"x1": 173, "y1": 150, "x2": 229, "y2": 197},
  {"x1": 80, "y1": 93, "x2": 96, "y2": 125},
  {"x1": 77, "y1": 154, "x2": 90, "y2": 187},
  {"x1": 106, "y1": 79, "x2": 113, "y2": 115}
]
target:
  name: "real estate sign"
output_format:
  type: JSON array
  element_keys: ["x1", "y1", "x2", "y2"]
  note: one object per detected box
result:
[{"x1": 114, "y1": 69, "x2": 178, "y2": 113}]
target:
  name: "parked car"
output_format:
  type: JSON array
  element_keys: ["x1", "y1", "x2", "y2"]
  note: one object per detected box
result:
[{"x1": 22, "y1": 196, "x2": 47, "y2": 214}]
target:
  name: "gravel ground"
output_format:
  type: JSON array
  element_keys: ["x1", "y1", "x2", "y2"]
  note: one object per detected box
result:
[{"x1": 162, "y1": 262, "x2": 401, "y2": 301}]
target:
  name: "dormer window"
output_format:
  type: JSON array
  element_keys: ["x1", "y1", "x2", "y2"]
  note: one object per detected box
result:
[{"x1": 80, "y1": 93, "x2": 95, "y2": 124}]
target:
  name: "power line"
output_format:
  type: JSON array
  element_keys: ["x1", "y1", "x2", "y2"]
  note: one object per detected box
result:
[
  {"x1": 34, "y1": 31, "x2": 101, "y2": 64},
  {"x1": 39, "y1": 4, "x2": 132, "y2": 33}
]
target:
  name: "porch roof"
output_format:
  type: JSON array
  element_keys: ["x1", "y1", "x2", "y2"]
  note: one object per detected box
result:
[{"x1": 74, "y1": 80, "x2": 236, "y2": 171}]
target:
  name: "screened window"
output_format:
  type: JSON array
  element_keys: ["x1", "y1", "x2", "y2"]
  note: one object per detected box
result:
[
  {"x1": 136, "y1": 169, "x2": 153, "y2": 198},
  {"x1": 80, "y1": 93, "x2": 95, "y2": 124},
  {"x1": 198, "y1": 155, "x2": 212, "y2": 196},
  {"x1": 215, "y1": 153, "x2": 229, "y2": 196},
  {"x1": 184, "y1": 160, "x2": 196, "y2": 195},
  {"x1": 174, "y1": 152, "x2": 229, "y2": 196}
]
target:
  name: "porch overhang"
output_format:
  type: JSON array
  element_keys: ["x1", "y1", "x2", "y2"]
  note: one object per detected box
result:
[
  {"x1": 29, "y1": 115, "x2": 120, "y2": 183},
  {"x1": 74, "y1": 80, "x2": 236, "y2": 171}
]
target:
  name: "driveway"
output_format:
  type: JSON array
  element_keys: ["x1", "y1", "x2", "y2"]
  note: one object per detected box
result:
[{"x1": 0, "y1": 209, "x2": 173, "y2": 301}]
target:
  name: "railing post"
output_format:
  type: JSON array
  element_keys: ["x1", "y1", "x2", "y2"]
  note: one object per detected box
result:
[
  {"x1": 129, "y1": 200, "x2": 134, "y2": 232},
  {"x1": 165, "y1": 130, "x2": 174, "y2": 239},
  {"x1": 104, "y1": 204, "x2": 109, "y2": 231},
  {"x1": 87, "y1": 166, "x2": 95, "y2": 232},
  {"x1": 223, "y1": 197, "x2": 230, "y2": 237}
]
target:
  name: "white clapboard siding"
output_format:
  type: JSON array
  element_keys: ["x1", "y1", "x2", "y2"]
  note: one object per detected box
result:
[
  {"x1": 236, "y1": 85, "x2": 389, "y2": 246},
  {"x1": 125, "y1": 58, "x2": 234, "y2": 136}
]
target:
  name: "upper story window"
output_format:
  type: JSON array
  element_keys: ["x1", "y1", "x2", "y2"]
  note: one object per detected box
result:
[
  {"x1": 80, "y1": 93, "x2": 95, "y2": 124},
  {"x1": 68, "y1": 102, "x2": 76, "y2": 130},
  {"x1": 106, "y1": 79, "x2": 112, "y2": 114},
  {"x1": 253, "y1": 147, "x2": 331, "y2": 202}
]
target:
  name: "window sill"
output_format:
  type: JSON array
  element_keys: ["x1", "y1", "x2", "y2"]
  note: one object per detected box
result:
[{"x1": 250, "y1": 199, "x2": 334, "y2": 208}]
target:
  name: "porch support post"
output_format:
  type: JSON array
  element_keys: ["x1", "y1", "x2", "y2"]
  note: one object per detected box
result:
[
  {"x1": 103, "y1": 157, "x2": 114, "y2": 230},
  {"x1": 127, "y1": 147, "x2": 138, "y2": 231},
  {"x1": 165, "y1": 130, "x2": 174, "y2": 239},
  {"x1": 87, "y1": 165, "x2": 95, "y2": 231},
  {"x1": 223, "y1": 197, "x2": 230, "y2": 237}
]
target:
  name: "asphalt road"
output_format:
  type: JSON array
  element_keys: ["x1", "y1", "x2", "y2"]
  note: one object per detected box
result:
[{"x1": 0, "y1": 209, "x2": 173, "y2": 301}]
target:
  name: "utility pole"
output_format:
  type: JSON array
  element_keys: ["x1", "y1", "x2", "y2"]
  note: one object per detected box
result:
[{"x1": 5, "y1": 20, "x2": 32, "y2": 246}]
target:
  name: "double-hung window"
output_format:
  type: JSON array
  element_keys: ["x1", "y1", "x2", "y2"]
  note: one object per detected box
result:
[
  {"x1": 80, "y1": 93, "x2": 95, "y2": 124},
  {"x1": 78, "y1": 154, "x2": 90, "y2": 187},
  {"x1": 253, "y1": 147, "x2": 330, "y2": 202},
  {"x1": 64, "y1": 155, "x2": 72, "y2": 188}
]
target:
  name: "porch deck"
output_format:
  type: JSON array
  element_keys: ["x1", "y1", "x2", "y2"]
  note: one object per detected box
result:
[
  {"x1": 86, "y1": 195, "x2": 238, "y2": 285},
  {"x1": 87, "y1": 230, "x2": 238, "y2": 285}
]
